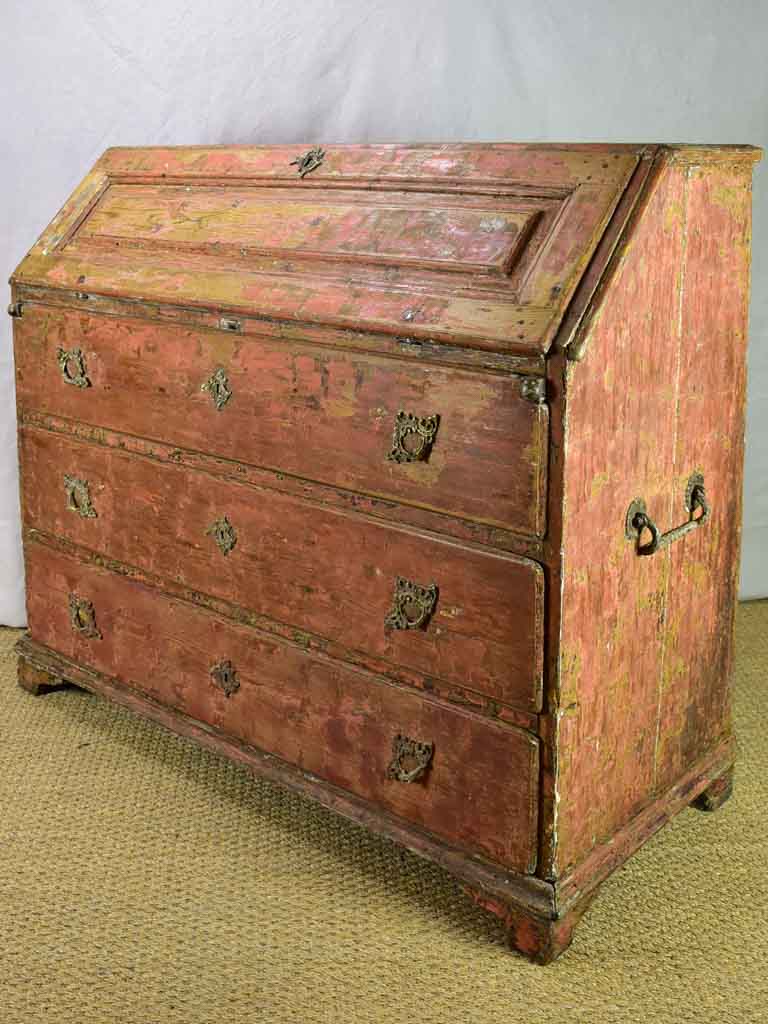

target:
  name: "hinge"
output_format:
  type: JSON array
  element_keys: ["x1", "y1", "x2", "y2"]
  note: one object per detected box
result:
[
  {"x1": 7, "y1": 301, "x2": 24, "y2": 318},
  {"x1": 520, "y1": 376, "x2": 546, "y2": 404}
]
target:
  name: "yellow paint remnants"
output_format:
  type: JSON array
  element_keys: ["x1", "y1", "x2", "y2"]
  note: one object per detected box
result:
[
  {"x1": 590, "y1": 471, "x2": 610, "y2": 500},
  {"x1": 664, "y1": 198, "x2": 685, "y2": 234},
  {"x1": 438, "y1": 605, "x2": 463, "y2": 619},
  {"x1": 712, "y1": 183, "x2": 747, "y2": 218},
  {"x1": 559, "y1": 645, "x2": 583, "y2": 699},
  {"x1": 684, "y1": 561, "x2": 710, "y2": 591},
  {"x1": 325, "y1": 397, "x2": 358, "y2": 419}
]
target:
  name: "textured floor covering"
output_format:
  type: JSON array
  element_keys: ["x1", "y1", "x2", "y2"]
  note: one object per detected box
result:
[{"x1": 0, "y1": 603, "x2": 766, "y2": 1024}]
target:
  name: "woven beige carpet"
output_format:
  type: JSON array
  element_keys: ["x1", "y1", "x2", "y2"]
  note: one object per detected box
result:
[{"x1": 1, "y1": 604, "x2": 766, "y2": 1024}]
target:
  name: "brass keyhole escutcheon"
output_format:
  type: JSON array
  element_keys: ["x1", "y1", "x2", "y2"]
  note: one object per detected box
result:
[
  {"x1": 210, "y1": 659, "x2": 240, "y2": 697},
  {"x1": 384, "y1": 577, "x2": 438, "y2": 632},
  {"x1": 57, "y1": 347, "x2": 91, "y2": 388},
  {"x1": 290, "y1": 147, "x2": 325, "y2": 177},
  {"x1": 401, "y1": 431, "x2": 427, "y2": 458},
  {"x1": 402, "y1": 595, "x2": 425, "y2": 625},
  {"x1": 206, "y1": 516, "x2": 237, "y2": 556},
  {"x1": 68, "y1": 593, "x2": 102, "y2": 639},
  {"x1": 387, "y1": 411, "x2": 440, "y2": 464},
  {"x1": 387, "y1": 733, "x2": 434, "y2": 783},
  {"x1": 64, "y1": 475, "x2": 97, "y2": 519},
  {"x1": 201, "y1": 367, "x2": 232, "y2": 411}
]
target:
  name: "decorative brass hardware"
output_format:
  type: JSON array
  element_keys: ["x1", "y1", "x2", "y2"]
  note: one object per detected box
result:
[
  {"x1": 520, "y1": 376, "x2": 546, "y2": 404},
  {"x1": 626, "y1": 473, "x2": 710, "y2": 557},
  {"x1": 201, "y1": 367, "x2": 232, "y2": 410},
  {"x1": 57, "y1": 347, "x2": 91, "y2": 388},
  {"x1": 7, "y1": 301, "x2": 23, "y2": 318},
  {"x1": 68, "y1": 594, "x2": 102, "y2": 639},
  {"x1": 384, "y1": 576, "x2": 438, "y2": 631},
  {"x1": 387, "y1": 733, "x2": 434, "y2": 783},
  {"x1": 210, "y1": 659, "x2": 240, "y2": 697},
  {"x1": 64, "y1": 475, "x2": 97, "y2": 518},
  {"x1": 290, "y1": 146, "x2": 325, "y2": 177},
  {"x1": 387, "y1": 411, "x2": 440, "y2": 464},
  {"x1": 219, "y1": 317, "x2": 242, "y2": 333},
  {"x1": 207, "y1": 515, "x2": 237, "y2": 556}
]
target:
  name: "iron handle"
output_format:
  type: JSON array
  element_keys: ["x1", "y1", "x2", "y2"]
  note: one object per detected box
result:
[{"x1": 626, "y1": 474, "x2": 710, "y2": 557}]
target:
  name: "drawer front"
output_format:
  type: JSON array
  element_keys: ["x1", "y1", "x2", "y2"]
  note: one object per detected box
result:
[
  {"x1": 20, "y1": 426, "x2": 545, "y2": 712},
  {"x1": 14, "y1": 307, "x2": 548, "y2": 537},
  {"x1": 24, "y1": 542, "x2": 540, "y2": 873}
]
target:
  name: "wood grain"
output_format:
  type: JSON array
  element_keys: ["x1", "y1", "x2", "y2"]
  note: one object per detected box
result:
[
  {"x1": 9, "y1": 142, "x2": 761, "y2": 963},
  {"x1": 11, "y1": 144, "x2": 644, "y2": 354},
  {"x1": 19, "y1": 424, "x2": 545, "y2": 711},
  {"x1": 79, "y1": 185, "x2": 541, "y2": 274},
  {"x1": 655, "y1": 162, "x2": 754, "y2": 788},
  {"x1": 550, "y1": 156, "x2": 756, "y2": 877},
  {"x1": 23, "y1": 541, "x2": 540, "y2": 873},
  {"x1": 14, "y1": 305, "x2": 548, "y2": 537}
]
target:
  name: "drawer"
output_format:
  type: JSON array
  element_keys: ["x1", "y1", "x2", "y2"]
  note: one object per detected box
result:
[
  {"x1": 14, "y1": 306, "x2": 548, "y2": 537},
  {"x1": 24, "y1": 542, "x2": 540, "y2": 873},
  {"x1": 20, "y1": 426, "x2": 545, "y2": 712}
]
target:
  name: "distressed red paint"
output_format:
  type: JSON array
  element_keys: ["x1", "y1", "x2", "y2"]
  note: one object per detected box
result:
[{"x1": 9, "y1": 143, "x2": 760, "y2": 963}]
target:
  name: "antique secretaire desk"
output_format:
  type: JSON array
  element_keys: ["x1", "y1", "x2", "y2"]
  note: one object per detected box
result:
[{"x1": 9, "y1": 143, "x2": 760, "y2": 962}]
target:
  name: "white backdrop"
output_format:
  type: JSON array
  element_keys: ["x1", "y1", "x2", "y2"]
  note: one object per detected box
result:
[{"x1": 1, "y1": 0, "x2": 767, "y2": 624}]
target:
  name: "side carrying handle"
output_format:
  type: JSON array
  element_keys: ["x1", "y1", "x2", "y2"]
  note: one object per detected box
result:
[{"x1": 625, "y1": 473, "x2": 710, "y2": 557}]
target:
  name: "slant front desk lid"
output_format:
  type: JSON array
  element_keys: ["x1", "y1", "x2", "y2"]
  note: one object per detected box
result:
[{"x1": 10, "y1": 143, "x2": 669, "y2": 354}]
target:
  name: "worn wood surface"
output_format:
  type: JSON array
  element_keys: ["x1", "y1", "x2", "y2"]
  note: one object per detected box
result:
[
  {"x1": 691, "y1": 764, "x2": 735, "y2": 813},
  {"x1": 24, "y1": 526, "x2": 540, "y2": 735},
  {"x1": 20, "y1": 423, "x2": 544, "y2": 711},
  {"x1": 464, "y1": 885, "x2": 596, "y2": 964},
  {"x1": 9, "y1": 142, "x2": 761, "y2": 963},
  {"x1": 21, "y1": 410, "x2": 547, "y2": 561},
  {"x1": 17, "y1": 635, "x2": 557, "y2": 920},
  {"x1": 80, "y1": 184, "x2": 542, "y2": 273},
  {"x1": 22, "y1": 542, "x2": 540, "y2": 873},
  {"x1": 655, "y1": 162, "x2": 754, "y2": 789},
  {"x1": 549, "y1": 155, "x2": 756, "y2": 877},
  {"x1": 14, "y1": 305, "x2": 548, "y2": 537},
  {"x1": 11, "y1": 144, "x2": 645, "y2": 354},
  {"x1": 544, "y1": 159, "x2": 686, "y2": 877},
  {"x1": 552, "y1": 736, "x2": 735, "y2": 914}
]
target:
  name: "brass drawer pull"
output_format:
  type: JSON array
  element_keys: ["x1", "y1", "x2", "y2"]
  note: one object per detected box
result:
[
  {"x1": 64, "y1": 475, "x2": 97, "y2": 518},
  {"x1": 385, "y1": 576, "x2": 438, "y2": 631},
  {"x1": 207, "y1": 515, "x2": 237, "y2": 556},
  {"x1": 210, "y1": 659, "x2": 240, "y2": 697},
  {"x1": 387, "y1": 410, "x2": 440, "y2": 464},
  {"x1": 57, "y1": 347, "x2": 91, "y2": 388},
  {"x1": 68, "y1": 594, "x2": 102, "y2": 639},
  {"x1": 387, "y1": 733, "x2": 434, "y2": 783},
  {"x1": 201, "y1": 367, "x2": 232, "y2": 410},
  {"x1": 626, "y1": 473, "x2": 710, "y2": 557}
]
